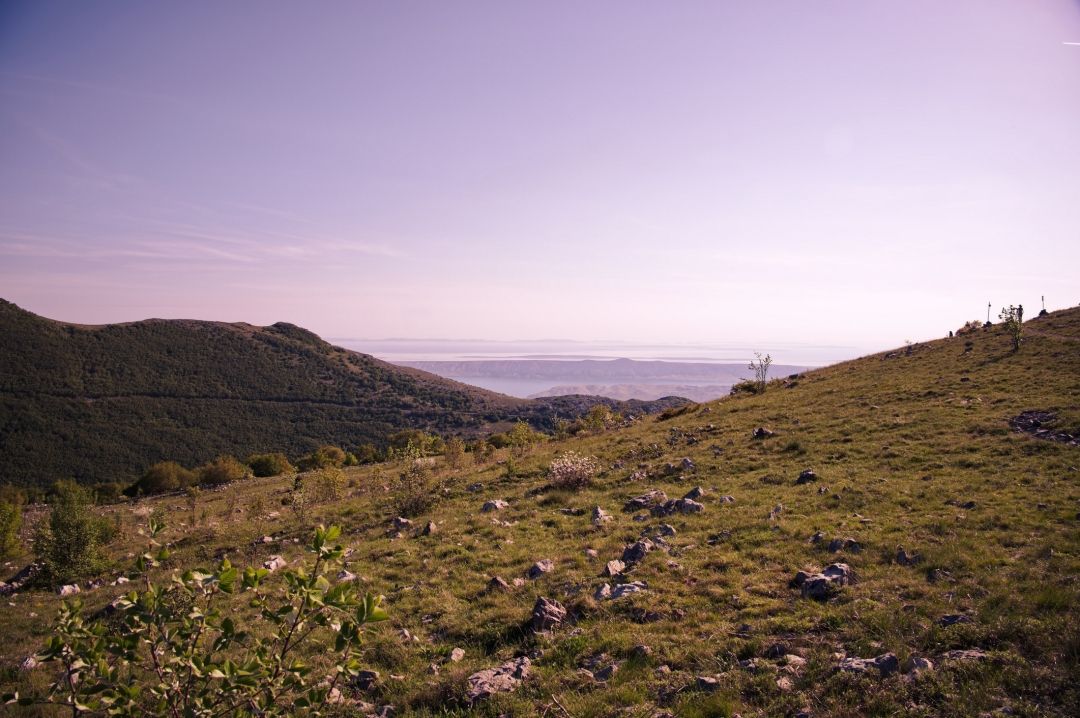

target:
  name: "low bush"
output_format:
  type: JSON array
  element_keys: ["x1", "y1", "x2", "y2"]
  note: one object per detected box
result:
[
  {"x1": 247, "y1": 452, "x2": 294, "y2": 477},
  {"x1": 0, "y1": 500, "x2": 21, "y2": 558},
  {"x1": 34, "y1": 482, "x2": 115, "y2": 584},
  {"x1": 547, "y1": 451, "x2": 600, "y2": 490},
  {"x1": 198, "y1": 455, "x2": 251, "y2": 487},
  {"x1": 130, "y1": 461, "x2": 196, "y2": 495},
  {"x1": 391, "y1": 462, "x2": 443, "y2": 518}
]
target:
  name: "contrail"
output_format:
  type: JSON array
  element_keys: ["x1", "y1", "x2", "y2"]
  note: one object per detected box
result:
[{"x1": 1065, "y1": 41, "x2": 1080, "y2": 45}]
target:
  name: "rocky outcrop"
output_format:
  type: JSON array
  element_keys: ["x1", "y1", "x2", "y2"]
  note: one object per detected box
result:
[{"x1": 466, "y1": 657, "x2": 532, "y2": 704}]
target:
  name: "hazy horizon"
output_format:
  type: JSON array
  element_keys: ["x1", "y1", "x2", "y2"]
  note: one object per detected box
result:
[{"x1": 2, "y1": 1, "x2": 1078, "y2": 348}]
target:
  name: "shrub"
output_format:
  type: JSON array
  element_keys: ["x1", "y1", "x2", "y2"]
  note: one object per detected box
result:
[
  {"x1": 131, "y1": 461, "x2": 196, "y2": 495},
  {"x1": 299, "y1": 445, "x2": 346, "y2": 470},
  {"x1": 198, "y1": 455, "x2": 251, "y2": 487},
  {"x1": 309, "y1": 466, "x2": 346, "y2": 503},
  {"x1": 18, "y1": 525, "x2": 388, "y2": 716},
  {"x1": 547, "y1": 451, "x2": 600, "y2": 490},
  {"x1": 730, "y1": 379, "x2": 760, "y2": 396},
  {"x1": 749, "y1": 351, "x2": 772, "y2": 393},
  {"x1": 999, "y1": 305, "x2": 1024, "y2": 351},
  {"x1": 247, "y1": 452, "x2": 294, "y2": 477},
  {"x1": 34, "y1": 482, "x2": 114, "y2": 584},
  {"x1": 0, "y1": 500, "x2": 22, "y2": 558},
  {"x1": 443, "y1": 436, "x2": 466, "y2": 469},
  {"x1": 391, "y1": 462, "x2": 443, "y2": 518}
]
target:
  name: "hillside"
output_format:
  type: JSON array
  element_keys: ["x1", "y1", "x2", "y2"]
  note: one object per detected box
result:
[
  {"x1": 0, "y1": 300, "x2": 684, "y2": 487},
  {"x1": 2, "y1": 307, "x2": 1077, "y2": 716}
]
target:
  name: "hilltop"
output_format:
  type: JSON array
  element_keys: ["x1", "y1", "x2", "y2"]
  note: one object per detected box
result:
[
  {"x1": 1, "y1": 307, "x2": 1077, "y2": 716},
  {"x1": 0, "y1": 300, "x2": 684, "y2": 487}
]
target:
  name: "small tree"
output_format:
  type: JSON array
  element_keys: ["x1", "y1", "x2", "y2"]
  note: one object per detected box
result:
[
  {"x1": 0, "y1": 500, "x2": 22, "y2": 558},
  {"x1": 185, "y1": 485, "x2": 201, "y2": 527},
  {"x1": 508, "y1": 420, "x2": 538, "y2": 455},
  {"x1": 34, "y1": 482, "x2": 114, "y2": 585},
  {"x1": 999, "y1": 305, "x2": 1024, "y2": 351},
  {"x1": 309, "y1": 466, "x2": 346, "y2": 503},
  {"x1": 749, "y1": 352, "x2": 773, "y2": 393},
  {"x1": 443, "y1": 436, "x2": 466, "y2": 470}
]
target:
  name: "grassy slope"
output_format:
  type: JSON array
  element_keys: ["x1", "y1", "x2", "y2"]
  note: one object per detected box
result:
[{"x1": 2, "y1": 309, "x2": 1078, "y2": 716}]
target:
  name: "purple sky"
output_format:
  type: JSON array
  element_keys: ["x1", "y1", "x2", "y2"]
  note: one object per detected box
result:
[{"x1": 1, "y1": 1, "x2": 1078, "y2": 357}]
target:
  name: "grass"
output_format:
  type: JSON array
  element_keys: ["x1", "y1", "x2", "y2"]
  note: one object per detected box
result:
[{"x1": 1, "y1": 309, "x2": 1079, "y2": 716}]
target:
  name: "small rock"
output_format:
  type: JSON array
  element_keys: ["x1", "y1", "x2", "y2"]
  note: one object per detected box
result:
[
  {"x1": 799, "y1": 563, "x2": 854, "y2": 600},
  {"x1": 654, "y1": 498, "x2": 704, "y2": 516},
  {"x1": 466, "y1": 657, "x2": 532, "y2": 704},
  {"x1": 592, "y1": 506, "x2": 613, "y2": 525},
  {"x1": 718, "y1": 495, "x2": 736, "y2": 503},
  {"x1": 466, "y1": 482, "x2": 484, "y2": 492},
  {"x1": 827, "y1": 537, "x2": 862, "y2": 553},
  {"x1": 895, "y1": 546, "x2": 920, "y2": 566},
  {"x1": 837, "y1": 652, "x2": 899, "y2": 678},
  {"x1": 903, "y1": 656, "x2": 934, "y2": 675},
  {"x1": 796, "y1": 469, "x2": 818, "y2": 484},
  {"x1": 450, "y1": 647, "x2": 465, "y2": 662},
  {"x1": 263, "y1": 556, "x2": 287, "y2": 572},
  {"x1": 603, "y1": 559, "x2": 626, "y2": 577},
  {"x1": 584, "y1": 548, "x2": 599, "y2": 559},
  {"x1": 595, "y1": 581, "x2": 648, "y2": 601},
  {"x1": 809, "y1": 531, "x2": 825, "y2": 544},
  {"x1": 657, "y1": 523, "x2": 677, "y2": 536},
  {"x1": 939, "y1": 614, "x2": 973, "y2": 627},
  {"x1": 354, "y1": 669, "x2": 380, "y2": 691},
  {"x1": 696, "y1": 675, "x2": 720, "y2": 692},
  {"x1": 752, "y1": 427, "x2": 775, "y2": 439},
  {"x1": 487, "y1": 576, "x2": 511, "y2": 592},
  {"x1": 19, "y1": 656, "x2": 37, "y2": 671},
  {"x1": 594, "y1": 663, "x2": 619, "y2": 681},
  {"x1": 513, "y1": 577, "x2": 526, "y2": 587},
  {"x1": 630, "y1": 644, "x2": 653, "y2": 660},
  {"x1": 58, "y1": 584, "x2": 80, "y2": 597},
  {"x1": 941, "y1": 649, "x2": 988, "y2": 662},
  {"x1": 391, "y1": 517, "x2": 412, "y2": 530},
  {"x1": 681, "y1": 457, "x2": 696, "y2": 471},
  {"x1": 259, "y1": 535, "x2": 274, "y2": 544},
  {"x1": 421, "y1": 521, "x2": 437, "y2": 536},
  {"x1": 527, "y1": 559, "x2": 554, "y2": 579},
  {"x1": 776, "y1": 675, "x2": 795, "y2": 691},
  {"x1": 113, "y1": 576, "x2": 130, "y2": 585},
  {"x1": 621, "y1": 539, "x2": 655, "y2": 565},
  {"x1": 656, "y1": 665, "x2": 672, "y2": 675},
  {"x1": 683, "y1": 486, "x2": 706, "y2": 500},
  {"x1": 337, "y1": 570, "x2": 358, "y2": 582},
  {"x1": 530, "y1": 597, "x2": 567, "y2": 632},
  {"x1": 624, "y1": 490, "x2": 668, "y2": 511},
  {"x1": 481, "y1": 499, "x2": 509, "y2": 512}
]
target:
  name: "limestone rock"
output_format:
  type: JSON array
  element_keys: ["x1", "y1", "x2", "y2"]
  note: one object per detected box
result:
[
  {"x1": 527, "y1": 559, "x2": 554, "y2": 579},
  {"x1": 621, "y1": 539, "x2": 655, "y2": 565},
  {"x1": 465, "y1": 657, "x2": 531, "y2": 704},
  {"x1": 263, "y1": 556, "x2": 287, "y2": 572},
  {"x1": 836, "y1": 652, "x2": 899, "y2": 678},
  {"x1": 58, "y1": 584, "x2": 80, "y2": 597},
  {"x1": 486, "y1": 576, "x2": 511, "y2": 593},
  {"x1": 827, "y1": 537, "x2": 862, "y2": 553},
  {"x1": 530, "y1": 597, "x2": 566, "y2": 632},
  {"x1": 796, "y1": 469, "x2": 818, "y2": 484},
  {"x1": 624, "y1": 490, "x2": 668, "y2": 511},
  {"x1": 603, "y1": 559, "x2": 626, "y2": 577},
  {"x1": 450, "y1": 647, "x2": 465, "y2": 662},
  {"x1": 592, "y1": 506, "x2": 613, "y2": 525},
  {"x1": 752, "y1": 426, "x2": 776, "y2": 439},
  {"x1": 481, "y1": 499, "x2": 509, "y2": 512},
  {"x1": 391, "y1": 517, "x2": 412, "y2": 530},
  {"x1": 683, "y1": 486, "x2": 706, "y2": 500},
  {"x1": 799, "y1": 563, "x2": 854, "y2": 600}
]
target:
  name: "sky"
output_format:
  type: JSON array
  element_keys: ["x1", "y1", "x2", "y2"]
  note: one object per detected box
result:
[{"x1": 1, "y1": 1, "x2": 1078, "y2": 359}]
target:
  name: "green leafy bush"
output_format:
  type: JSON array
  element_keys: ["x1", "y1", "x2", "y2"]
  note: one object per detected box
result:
[
  {"x1": 130, "y1": 461, "x2": 196, "y2": 495},
  {"x1": 198, "y1": 455, "x2": 251, "y2": 487},
  {"x1": 34, "y1": 482, "x2": 115, "y2": 584},
  {"x1": 391, "y1": 463, "x2": 443, "y2": 518},
  {"x1": 11, "y1": 525, "x2": 388, "y2": 716},
  {"x1": 247, "y1": 452, "x2": 294, "y2": 477},
  {"x1": 309, "y1": 466, "x2": 346, "y2": 503},
  {"x1": 0, "y1": 500, "x2": 22, "y2": 558}
]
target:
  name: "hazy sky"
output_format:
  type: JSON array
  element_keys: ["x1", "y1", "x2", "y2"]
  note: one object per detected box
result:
[{"x1": 1, "y1": 1, "x2": 1078, "y2": 355}]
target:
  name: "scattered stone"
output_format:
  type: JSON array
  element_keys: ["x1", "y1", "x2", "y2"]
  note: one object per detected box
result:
[
  {"x1": 465, "y1": 657, "x2": 532, "y2": 704},
  {"x1": 530, "y1": 597, "x2": 567, "y2": 632},
  {"x1": 594, "y1": 663, "x2": 620, "y2": 681},
  {"x1": 827, "y1": 537, "x2": 862, "y2": 553},
  {"x1": 592, "y1": 506, "x2": 613, "y2": 525},
  {"x1": 603, "y1": 559, "x2": 626, "y2": 577},
  {"x1": 263, "y1": 556, "x2": 287, "y2": 572},
  {"x1": 683, "y1": 486, "x2": 706, "y2": 500},
  {"x1": 466, "y1": 482, "x2": 484, "y2": 492},
  {"x1": 781, "y1": 654, "x2": 807, "y2": 671},
  {"x1": 391, "y1": 517, "x2": 412, "y2": 530},
  {"x1": 809, "y1": 531, "x2": 825, "y2": 544},
  {"x1": 696, "y1": 675, "x2": 720, "y2": 692},
  {"x1": 939, "y1": 614, "x2": 973, "y2": 627},
  {"x1": 527, "y1": 560, "x2": 554, "y2": 579},
  {"x1": 584, "y1": 548, "x2": 599, "y2": 559},
  {"x1": 927, "y1": 568, "x2": 952, "y2": 584},
  {"x1": 656, "y1": 665, "x2": 672, "y2": 675},
  {"x1": 58, "y1": 584, "x2": 80, "y2": 597},
  {"x1": 630, "y1": 644, "x2": 653, "y2": 660},
  {"x1": 657, "y1": 524, "x2": 677, "y2": 536},
  {"x1": 487, "y1": 576, "x2": 511, "y2": 593},
  {"x1": 621, "y1": 539, "x2": 655, "y2": 565},
  {"x1": 354, "y1": 669, "x2": 380, "y2": 691},
  {"x1": 941, "y1": 649, "x2": 988, "y2": 662},
  {"x1": 769, "y1": 503, "x2": 784, "y2": 520},
  {"x1": 624, "y1": 490, "x2": 668, "y2": 511},
  {"x1": 421, "y1": 521, "x2": 437, "y2": 536},
  {"x1": 481, "y1": 499, "x2": 509, "y2": 512},
  {"x1": 450, "y1": 647, "x2": 465, "y2": 662},
  {"x1": 776, "y1": 675, "x2": 795, "y2": 691},
  {"x1": 739, "y1": 658, "x2": 766, "y2": 673},
  {"x1": 895, "y1": 546, "x2": 920, "y2": 566},
  {"x1": 513, "y1": 578, "x2": 526, "y2": 588},
  {"x1": 836, "y1": 653, "x2": 899, "y2": 678},
  {"x1": 337, "y1": 570, "x2": 358, "y2": 582},
  {"x1": 19, "y1": 656, "x2": 37, "y2": 671},
  {"x1": 799, "y1": 563, "x2": 855, "y2": 600},
  {"x1": 718, "y1": 495, "x2": 736, "y2": 504},
  {"x1": 763, "y1": 641, "x2": 792, "y2": 659},
  {"x1": 654, "y1": 498, "x2": 704, "y2": 516},
  {"x1": 681, "y1": 457, "x2": 696, "y2": 471},
  {"x1": 796, "y1": 469, "x2": 818, "y2": 485},
  {"x1": 259, "y1": 535, "x2": 274, "y2": 544},
  {"x1": 595, "y1": 581, "x2": 647, "y2": 601},
  {"x1": 113, "y1": 576, "x2": 130, "y2": 585},
  {"x1": 903, "y1": 656, "x2": 934, "y2": 675},
  {"x1": 752, "y1": 427, "x2": 775, "y2": 439}
]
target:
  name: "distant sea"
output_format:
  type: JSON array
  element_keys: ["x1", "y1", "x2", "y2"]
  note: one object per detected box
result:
[{"x1": 331, "y1": 339, "x2": 868, "y2": 399}]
